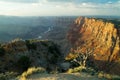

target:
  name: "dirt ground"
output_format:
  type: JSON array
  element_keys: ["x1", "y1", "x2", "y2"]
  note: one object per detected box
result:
[{"x1": 27, "y1": 73, "x2": 107, "y2": 80}]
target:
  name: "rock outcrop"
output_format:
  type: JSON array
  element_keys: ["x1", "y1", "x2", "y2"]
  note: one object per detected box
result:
[{"x1": 67, "y1": 17, "x2": 120, "y2": 75}]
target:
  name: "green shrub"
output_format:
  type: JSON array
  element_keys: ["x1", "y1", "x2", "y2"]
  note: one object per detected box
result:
[
  {"x1": 48, "y1": 43, "x2": 61, "y2": 64},
  {"x1": 25, "y1": 40, "x2": 36, "y2": 50},
  {"x1": 0, "y1": 47, "x2": 5, "y2": 56},
  {"x1": 41, "y1": 41, "x2": 48, "y2": 46},
  {"x1": 17, "y1": 56, "x2": 31, "y2": 71},
  {"x1": 0, "y1": 72, "x2": 18, "y2": 80},
  {"x1": 112, "y1": 77, "x2": 120, "y2": 80}
]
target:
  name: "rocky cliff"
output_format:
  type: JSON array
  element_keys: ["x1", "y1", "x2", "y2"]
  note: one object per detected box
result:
[{"x1": 67, "y1": 17, "x2": 120, "y2": 75}]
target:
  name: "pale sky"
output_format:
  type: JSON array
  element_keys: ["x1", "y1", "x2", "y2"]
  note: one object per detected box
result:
[{"x1": 0, "y1": 0, "x2": 120, "y2": 16}]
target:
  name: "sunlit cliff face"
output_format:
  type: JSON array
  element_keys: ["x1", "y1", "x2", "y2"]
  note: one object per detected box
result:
[
  {"x1": 66, "y1": 17, "x2": 120, "y2": 74},
  {"x1": 68, "y1": 17, "x2": 119, "y2": 61}
]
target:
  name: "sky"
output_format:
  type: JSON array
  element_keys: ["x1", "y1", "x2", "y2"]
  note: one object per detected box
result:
[{"x1": 0, "y1": 0, "x2": 120, "y2": 16}]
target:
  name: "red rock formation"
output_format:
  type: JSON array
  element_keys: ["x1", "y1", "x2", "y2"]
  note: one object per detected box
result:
[{"x1": 67, "y1": 17, "x2": 120, "y2": 75}]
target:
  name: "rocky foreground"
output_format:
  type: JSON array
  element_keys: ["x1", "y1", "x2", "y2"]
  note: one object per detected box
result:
[{"x1": 26, "y1": 73, "x2": 106, "y2": 80}]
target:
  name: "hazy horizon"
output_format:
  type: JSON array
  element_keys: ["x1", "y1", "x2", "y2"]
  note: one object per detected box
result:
[{"x1": 0, "y1": 0, "x2": 120, "y2": 16}]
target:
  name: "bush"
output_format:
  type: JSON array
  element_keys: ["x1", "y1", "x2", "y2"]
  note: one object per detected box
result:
[
  {"x1": 25, "y1": 40, "x2": 36, "y2": 50},
  {"x1": 48, "y1": 43, "x2": 61, "y2": 64},
  {"x1": 0, "y1": 72, "x2": 18, "y2": 80},
  {"x1": 0, "y1": 47, "x2": 5, "y2": 56},
  {"x1": 41, "y1": 41, "x2": 48, "y2": 46},
  {"x1": 67, "y1": 66, "x2": 86, "y2": 73},
  {"x1": 97, "y1": 72, "x2": 120, "y2": 80},
  {"x1": 17, "y1": 56, "x2": 31, "y2": 71}
]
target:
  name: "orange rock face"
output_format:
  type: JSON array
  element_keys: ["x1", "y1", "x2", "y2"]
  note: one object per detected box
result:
[{"x1": 67, "y1": 17, "x2": 120, "y2": 74}]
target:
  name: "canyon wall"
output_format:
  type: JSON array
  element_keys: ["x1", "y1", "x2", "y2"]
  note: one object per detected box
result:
[{"x1": 67, "y1": 17, "x2": 120, "y2": 75}]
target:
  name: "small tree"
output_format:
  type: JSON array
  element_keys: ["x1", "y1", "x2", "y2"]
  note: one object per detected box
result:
[
  {"x1": 73, "y1": 47, "x2": 93, "y2": 67},
  {"x1": 66, "y1": 47, "x2": 94, "y2": 68}
]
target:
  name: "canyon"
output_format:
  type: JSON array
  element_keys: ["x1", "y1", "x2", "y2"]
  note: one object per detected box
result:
[{"x1": 0, "y1": 16, "x2": 120, "y2": 80}]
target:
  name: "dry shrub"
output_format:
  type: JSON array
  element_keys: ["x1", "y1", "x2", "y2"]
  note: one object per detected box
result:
[
  {"x1": 98, "y1": 71, "x2": 120, "y2": 80},
  {"x1": 67, "y1": 66, "x2": 86, "y2": 73},
  {"x1": 19, "y1": 67, "x2": 46, "y2": 80}
]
